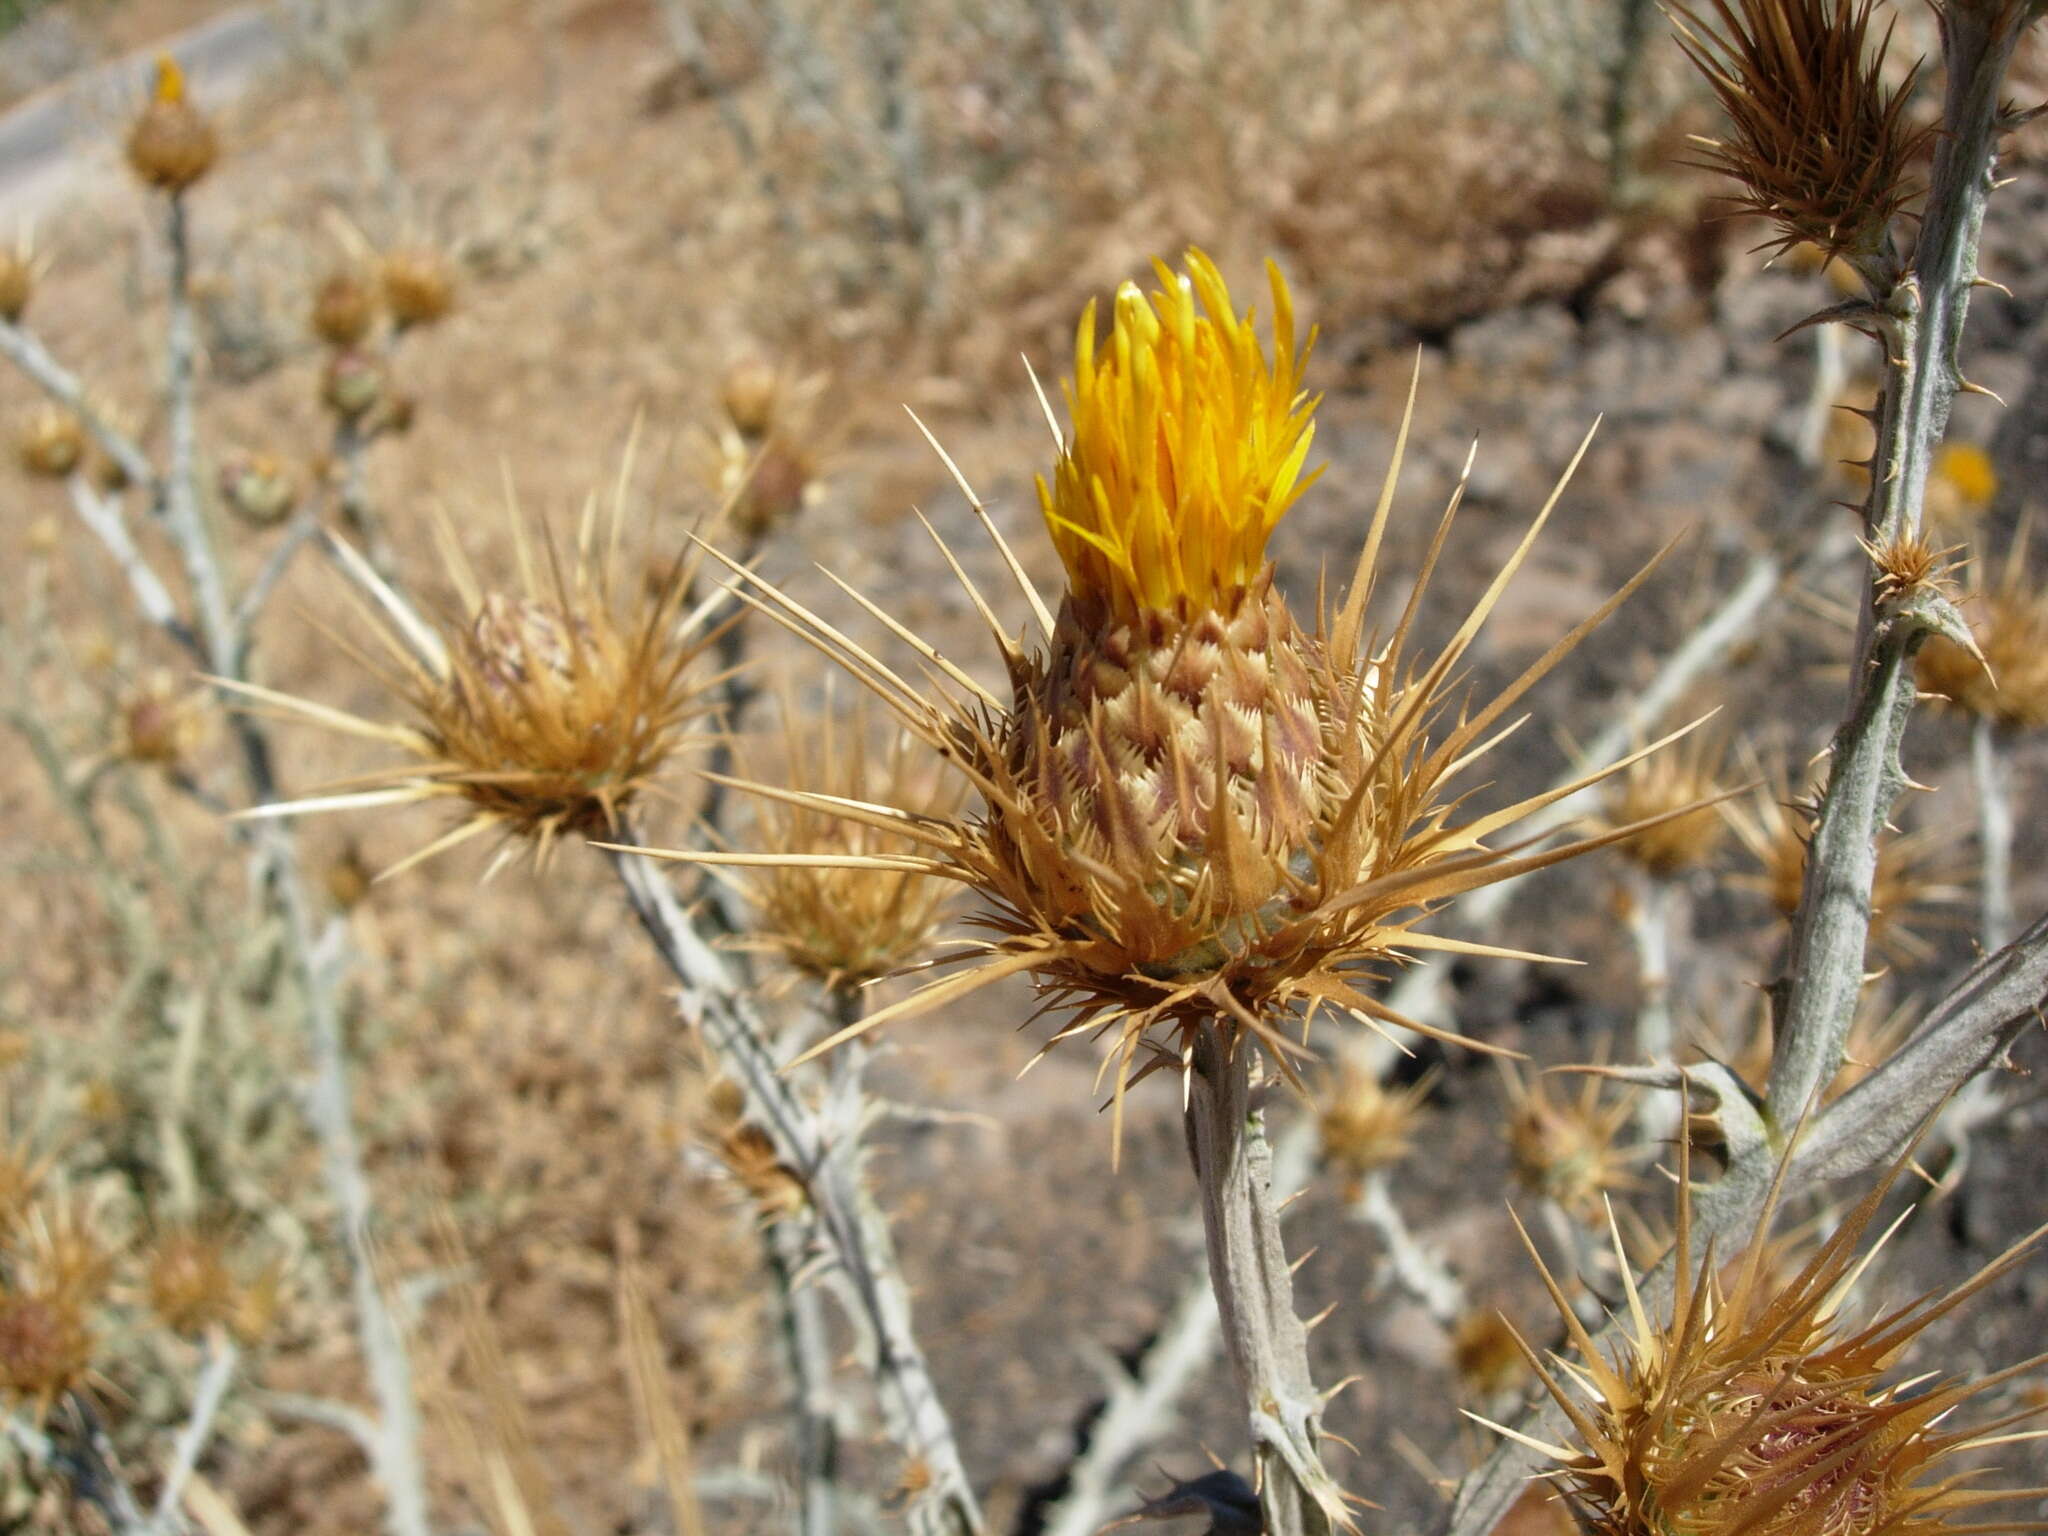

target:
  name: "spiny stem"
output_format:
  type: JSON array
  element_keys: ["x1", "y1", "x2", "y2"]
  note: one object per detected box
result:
[
  {"x1": 1184, "y1": 1024, "x2": 1345, "y2": 1536},
  {"x1": 1764, "y1": 8, "x2": 2024, "y2": 1124},
  {"x1": 608, "y1": 839, "x2": 981, "y2": 1536}
]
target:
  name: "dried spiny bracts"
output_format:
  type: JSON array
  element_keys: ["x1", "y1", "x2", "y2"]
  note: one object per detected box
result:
[
  {"x1": 728, "y1": 697, "x2": 958, "y2": 989},
  {"x1": 1501, "y1": 1063, "x2": 1644, "y2": 1225},
  {"x1": 1317, "y1": 1060, "x2": 1432, "y2": 1198},
  {"x1": 1605, "y1": 730, "x2": 1733, "y2": 880},
  {"x1": 115, "y1": 670, "x2": 208, "y2": 769},
  {"x1": 1917, "y1": 528, "x2": 2048, "y2": 732},
  {"x1": 646, "y1": 251, "x2": 1698, "y2": 1142},
  {"x1": 145, "y1": 1222, "x2": 282, "y2": 1343},
  {"x1": 1670, "y1": 0, "x2": 1930, "y2": 272},
  {"x1": 228, "y1": 450, "x2": 721, "y2": 873},
  {"x1": 1489, "y1": 1136, "x2": 2048, "y2": 1536},
  {"x1": 126, "y1": 55, "x2": 218, "y2": 193}
]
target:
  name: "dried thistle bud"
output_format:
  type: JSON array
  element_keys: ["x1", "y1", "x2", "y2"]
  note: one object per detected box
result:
[
  {"x1": 18, "y1": 404, "x2": 84, "y2": 479},
  {"x1": 734, "y1": 699, "x2": 956, "y2": 987},
  {"x1": 1502, "y1": 1064, "x2": 1641, "y2": 1224},
  {"x1": 729, "y1": 438, "x2": 814, "y2": 540},
  {"x1": 117, "y1": 671, "x2": 206, "y2": 768},
  {"x1": 1603, "y1": 731, "x2": 1729, "y2": 878},
  {"x1": 380, "y1": 247, "x2": 456, "y2": 329},
  {"x1": 233, "y1": 476, "x2": 714, "y2": 872},
  {"x1": 145, "y1": 1225, "x2": 238, "y2": 1336},
  {"x1": 1501, "y1": 1136, "x2": 2048, "y2": 1536},
  {"x1": 146, "y1": 1222, "x2": 278, "y2": 1342},
  {"x1": 311, "y1": 270, "x2": 379, "y2": 347},
  {"x1": 0, "y1": 1288, "x2": 94, "y2": 1416},
  {"x1": 1454, "y1": 1306, "x2": 1534, "y2": 1403},
  {"x1": 0, "y1": 240, "x2": 31, "y2": 324},
  {"x1": 321, "y1": 347, "x2": 387, "y2": 420},
  {"x1": 1917, "y1": 530, "x2": 2048, "y2": 731},
  {"x1": 721, "y1": 354, "x2": 781, "y2": 439},
  {"x1": 126, "y1": 55, "x2": 218, "y2": 193},
  {"x1": 1317, "y1": 1062, "x2": 1431, "y2": 1195},
  {"x1": 1862, "y1": 529, "x2": 1961, "y2": 607},
  {"x1": 1671, "y1": 0, "x2": 1929, "y2": 268},
  {"x1": 219, "y1": 451, "x2": 301, "y2": 527}
]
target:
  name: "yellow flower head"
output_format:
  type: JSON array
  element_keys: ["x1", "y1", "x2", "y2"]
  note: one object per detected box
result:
[{"x1": 1037, "y1": 251, "x2": 1319, "y2": 624}]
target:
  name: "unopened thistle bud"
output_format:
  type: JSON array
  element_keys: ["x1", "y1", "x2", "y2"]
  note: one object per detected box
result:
[
  {"x1": 311, "y1": 270, "x2": 379, "y2": 347},
  {"x1": 1502, "y1": 1064, "x2": 1642, "y2": 1224},
  {"x1": 0, "y1": 1288, "x2": 93, "y2": 1416},
  {"x1": 18, "y1": 405, "x2": 83, "y2": 479},
  {"x1": 219, "y1": 451, "x2": 301, "y2": 527},
  {"x1": 117, "y1": 672, "x2": 206, "y2": 768},
  {"x1": 321, "y1": 348, "x2": 386, "y2": 420},
  {"x1": 650, "y1": 251, "x2": 1699, "y2": 1131},
  {"x1": 1317, "y1": 1062, "x2": 1431, "y2": 1197},
  {"x1": 126, "y1": 56, "x2": 218, "y2": 193},
  {"x1": 1671, "y1": 0, "x2": 1929, "y2": 269},
  {"x1": 721, "y1": 354, "x2": 781, "y2": 439},
  {"x1": 380, "y1": 247, "x2": 456, "y2": 330}
]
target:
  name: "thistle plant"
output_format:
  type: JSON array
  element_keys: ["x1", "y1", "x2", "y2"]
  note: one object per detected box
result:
[
  {"x1": 638, "y1": 250, "x2": 1702, "y2": 1534},
  {"x1": 1450, "y1": 5, "x2": 2048, "y2": 1532}
]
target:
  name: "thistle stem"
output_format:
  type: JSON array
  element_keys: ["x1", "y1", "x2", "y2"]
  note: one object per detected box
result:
[
  {"x1": 608, "y1": 839, "x2": 981, "y2": 1536},
  {"x1": 1764, "y1": 9, "x2": 2024, "y2": 1125},
  {"x1": 1184, "y1": 1024, "x2": 1345, "y2": 1536}
]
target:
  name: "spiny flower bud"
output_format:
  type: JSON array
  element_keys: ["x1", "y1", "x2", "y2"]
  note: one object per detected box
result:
[
  {"x1": 146, "y1": 1222, "x2": 279, "y2": 1342},
  {"x1": 1671, "y1": 0, "x2": 1929, "y2": 268},
  {"x1": 0, "y1": 1289, "x2": 93, "y2": 1415},
  {"x1": 379, "y1": 247, "x2": 456, "y2": 330},
  {"x1": 311, "y1": 270, "x2": 379, "y2": 347},
  {"x1": 126, "y1": 55, "x2": 218, "y2": 193},
  {"x1": 1603, "y1": 731, "x2": 1730, "y2": 879},
  {"x1": 18, "y1": 405, "x2": 83, "y2": 479},
  {"x1": 117, "y1": 672, "x2": 206, "y2": 768},
  {"x1": 1498, "y1": 1137, "x2": 2048, "y2": 1536},
  {"x1": 648, "y1": 250, "x2": 1702, "y2": 1142},
  {"x1": 321, "y1": 347, "x2": 387, "y2": 420},
  {"x1": 219, "y1": 451, "x2": 301, "y2": 527},
  {"x1": 229, "y1": 471, "x2": 715, "y2": 873},
  {"x1": 1502, "y1": 1064, "x2": 1641, "y2": 1224},
  {"x1": 736, "y1": 700, "x2": 957, "y2": 988},
  {"x1": 1317, "y1": 1061, "x2": 1431, "y2": 1197},
  {"x1": 721, "y1": 354, "x2": 781, "y2": 439}
]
